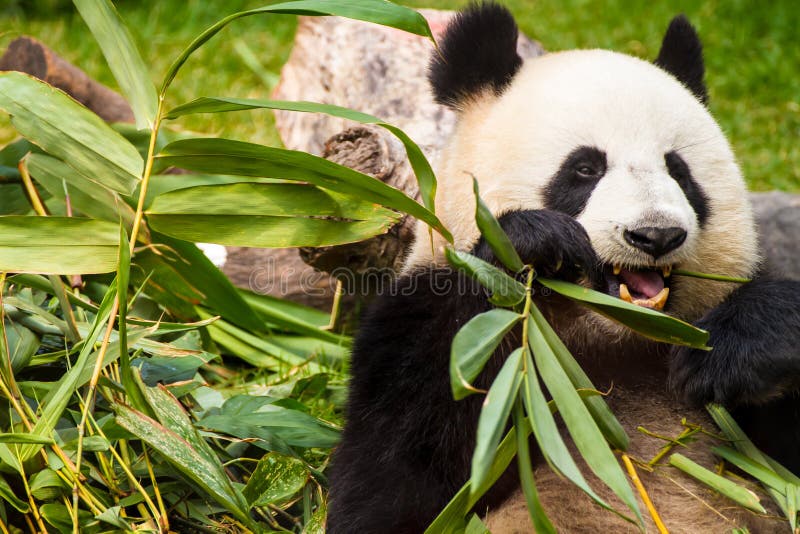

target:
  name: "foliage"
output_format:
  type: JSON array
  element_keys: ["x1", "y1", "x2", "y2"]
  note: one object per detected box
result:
[
  {"x1": 0, "y1": 1, "x2": 441, "y2": 531},
  {"x1": 0, "y1": 1, "x2": 796, "y2": 532}
]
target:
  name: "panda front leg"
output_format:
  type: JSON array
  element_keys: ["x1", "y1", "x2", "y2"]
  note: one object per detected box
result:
[
  {"x1": 669, "y1": 277, "x2": 800, "y2": 473},
  {"x1": 327, "y1": 209, "x2": 600, "y2": 533}
]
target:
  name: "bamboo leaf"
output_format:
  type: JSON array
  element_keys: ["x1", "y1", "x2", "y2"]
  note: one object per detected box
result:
[
  {"x1": 27, "y1": 153, "x2": 136, "y2": 228},
  {"x1": 670, "y1": 453, "x2": 766, "y2": 513},
  {"x1": 521, "y1": 349, "x2": 612, "y2": 512},
  {"x1": 538, "y1": 277, "x2": 710, "y2": 349},
  {"x1": 114, "y1": 402, "x2": 254, "y2": 528},
  {"x1": 513, "y1": 399, "x2": 556, "y2": 534},
  {"x1": 707, "y1": 404, "x2": 799, "y2": 529},
  {"x1": 470, "y1": 347, "x2": 523, "y2": 491},
  {"x1": 0, "y1": 216, "x2": 119, "y2": 274},
  {"x1": 165, "y1": 97, "x2": 438, "y2": 213},
  {"x1": 242, "y1": 452, "x2": 309, "y2": 507},
  {"x1": 0, "y1": 473, "x2": 30, "y2": 512},
  {"x1": 472, "y1": 178, "x2": 524, "y2": 272},
  {"x1": 0, "y1": 433, "x2": 54, "y2": 444},
  {"x1": 14, "y1": 282, "x2": 118, "y2": 462},
  {"x1": 153, "y1": 232, "x2": 266, "y2": 333},
  {"x1": 450, "y1": 309, "x2": 520, "y2": 400},
  {"x1": 712, "y1": 446, "x2": 791, "y2": 494},
  {"x1": 0, "y1": 72, "x2": 142, "y2": 194},
  {"x1": 426, "y1": 426, "x2": 523, "y2": 533},
  {"x1": 529, "y1": 315, "x2": 642, "y2": 525},
  {"x1": 445, "y1": 248, "x2": 526, "y2": 307},
  {"x1": 156, "y1": 138, "x2": 451, "y2": 241},
  {"x1": 73, "y1": 0, "x2": 158, "y2": 129},
  {"x1": 529, "y1": 304, "x2": 629, "y2": 450},
  {"x1": 147, "y1": 182, "x2": 400, "y2": 247},
  {"x1": 161, "y1": 0, "x2": 433, "y2": 93}
]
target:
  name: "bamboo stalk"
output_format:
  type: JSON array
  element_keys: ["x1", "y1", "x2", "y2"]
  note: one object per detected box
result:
[{"x1": 622, "y1": 453, "x2": 669, "y2": 534}]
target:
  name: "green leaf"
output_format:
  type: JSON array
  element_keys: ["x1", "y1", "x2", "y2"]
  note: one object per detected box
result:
[
  {"x1": 73, "y1": 0, "x2": 158, "y2": 129},
  {"x1": 707, "y1": 404, "x2": 800, "y2": 529},
  {"x1": 2, "y1": 320, "x2": 39, "y2": 373},
  {"x1": 152, "y1": 231, "x2": 266, "y2": 333},
  {"x1": 0, "y1": 474, "x2": 30, "y2": 513},
  {"x1": 147, "y1": 182, "x2": 400, "y2": 247},
  {"x1": 242, "y1": 452, "x2": 309, "y2": 507},
  {"x1": 29, "y1": 469, "x2": 69, "y2": 501},
  {"x1": 156, "y1": 138, "x2": 451, "y2": 241},
  {"x1": 464, "y1": 514, "x2": 491, "y2": 534},
  {"x1": 470, "y1": 347, "x2": 523, "y2": 491},
  {"x1": 27, "y1": 153, "x2": 136, "y2": 228},
  {"x1": 538, "y1": 277, "x2": 710, "y2": 349},
  {"x1": 529, "y1": 304, "x2": 628, "y2": 450},
  {"x1": 13, "y1": 281, "x2": 118, "y2": 462},
  {"x1": 165, "y1": 97, "x2": 438, "y2": 214},
  {"x1": 529, "y1": 315, "x2": 642, "y2": 526},
  {"x1": 521, "y1": 349, "x2": 612, "y2": 512},
  {"x1": 240, "y1": 289, "x2": 331, "y2": 330},
  {"x1": 472, "y1": 178, "x2": 523, "y2": 272},
  {"x1": 445, "y1": 248, "x2": 526, "y2": 307},
  {"x1": 161, "y1": 0, "x2": 433, "y2": 93},
  {"x1": 0, "y1": 433, "x2": 54, "y2": 444},
  {"x1": 114, "y1": 394, "x2": 254, "y2": 528},
  {"x1": 0, "y1": 72, "x2": 142, "y2": 194},
  {"x1": 0, "y1": 216, "x2": 119, "y2": 274},
  {"x1": 513, "y1": 399, "x2": 556, "y2": 534},
  {"x1": 426, "y1": 427, "x2": 523, "y2": 533},
  {"x1": 712, "y1": 446, "x2": 791, "y2": 494},
  {"x1": 95, "y1": 506, "x2": 132, "y2": 530},
  {"x1": 200, "y1": 395, "x2": 340, "y2": 449},
  {"x1": 669, "y1": 453, "x2": 766, "y2": 513},
  {"x1": 450, "y1": 309, "x2": 520, "y2": 400}
]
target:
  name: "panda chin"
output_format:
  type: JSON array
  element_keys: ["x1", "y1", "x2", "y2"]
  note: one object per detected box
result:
[{"x1": 603, "y1": 264, "x2": 672, "y2": 311}]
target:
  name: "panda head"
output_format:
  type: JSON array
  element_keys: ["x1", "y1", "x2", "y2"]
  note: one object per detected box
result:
[{"x1": 407, "y1": 2, "x2": 759, "y2": 323}]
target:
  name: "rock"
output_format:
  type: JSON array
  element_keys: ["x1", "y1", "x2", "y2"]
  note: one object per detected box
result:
[{"x1": 750, "y1": 191, "x2": 800, "y2": 280}]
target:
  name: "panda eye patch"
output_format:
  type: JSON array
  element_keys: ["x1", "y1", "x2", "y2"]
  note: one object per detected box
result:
[{"x1": 543, "y1": 146, "x2": 607, "y2": 217}]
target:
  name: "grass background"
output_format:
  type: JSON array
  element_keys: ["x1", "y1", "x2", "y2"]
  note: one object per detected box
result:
[{"x1": 2, "y1": 0, "x2": 798, "y2": 191}]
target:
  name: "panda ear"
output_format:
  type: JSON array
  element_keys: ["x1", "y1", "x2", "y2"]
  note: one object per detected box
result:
[
  {"x1": 429, "y1": 2, "x2": 523, "y2": 109},
  {"x1": 654, "y1": 15, "x2": 708, "y2": 104}
]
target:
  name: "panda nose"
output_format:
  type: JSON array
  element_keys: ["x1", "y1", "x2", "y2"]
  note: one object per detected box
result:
[{"x1": 623, "y1": 226, "x2": 687, "y2": 258}]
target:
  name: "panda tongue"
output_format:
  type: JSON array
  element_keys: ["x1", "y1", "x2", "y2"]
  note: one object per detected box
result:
[{"x1": 618, "y1": 269, "x2": 664, "y2": 299}]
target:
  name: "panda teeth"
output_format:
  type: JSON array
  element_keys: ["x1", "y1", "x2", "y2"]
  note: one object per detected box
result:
[
  {"x1": 618, "y1": 284, "x2": 670, "y2": 311},
  {"x1": 619, "y1": 283, "x2": 632, "y2": 303},
  {"x1": 613, "y1": 264, "x2": 622, "y2": 276},
  {"x1": 662, "y1": 265, "x2": 672, "y2": 278}
]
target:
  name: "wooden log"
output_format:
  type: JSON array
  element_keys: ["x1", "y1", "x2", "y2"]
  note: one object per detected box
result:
[{"x1": 0, "y1": 36, "x2": 134, "y2": 123}]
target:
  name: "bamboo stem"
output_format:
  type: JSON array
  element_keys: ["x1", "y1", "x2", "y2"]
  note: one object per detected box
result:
[{"x1": 622, "y1": 453, "x2": 669, "y2": 534}]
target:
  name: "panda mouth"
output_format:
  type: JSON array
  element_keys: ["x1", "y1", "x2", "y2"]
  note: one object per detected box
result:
[{"x1": 604, "y1": 264, "x2": 672, "y2": 311}]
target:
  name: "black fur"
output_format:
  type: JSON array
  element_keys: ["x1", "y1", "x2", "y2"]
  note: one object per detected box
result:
[
  {"x1": 665, "y1": 151, "x2": 711, "y2": 226},
  {"x1": 670, "y1": 277, "x2": 800, "y2": 472},
  {"x1": 543, "y1": 146, "x2": 608, "y2": 219},
  {"x1": 429, "y1": 2, "x2": 523, "y2": 108},
  {"x1": 327, "y1": 210, "x2": 601, "y2": 533},
  {"x1": 654, "y1": 15, "x2": 708, "y2": 104},
  {"x1": 473, "y1": 209, "x2": 603, "y2": 287}
]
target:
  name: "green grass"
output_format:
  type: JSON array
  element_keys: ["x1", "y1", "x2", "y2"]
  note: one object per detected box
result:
[{"x1": 2, "y1": 0, "x2": 798, "y2": 190}]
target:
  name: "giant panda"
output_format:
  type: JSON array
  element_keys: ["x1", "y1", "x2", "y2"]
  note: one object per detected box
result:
[{"x1": 327, "y1": 3, "x2": 800, "y2": 533}]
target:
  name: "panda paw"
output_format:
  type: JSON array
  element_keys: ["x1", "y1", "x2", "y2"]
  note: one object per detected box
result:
[
  {"x1": 670, "y1": 278, "x2": 800, "y2": 408},
  {"x1": 668, "y1": 345, "x2": 765, "y2": 407},
  {"x1": 471, "y1": 209, "x2": 603, "y2": 287}
]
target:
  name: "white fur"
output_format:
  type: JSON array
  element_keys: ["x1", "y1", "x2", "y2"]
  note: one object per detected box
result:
[{"x1": 405, "y1": 49, "x2": 759, "y2": 321}]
